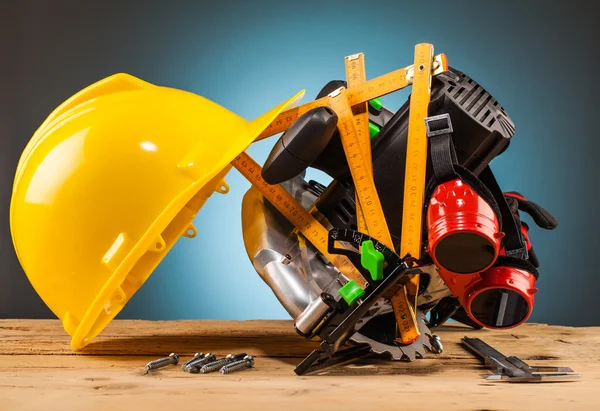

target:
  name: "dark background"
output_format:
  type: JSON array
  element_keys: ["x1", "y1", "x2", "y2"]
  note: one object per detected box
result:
[{"x1": 1, "y1": 0, "x2": 599, "y2": 325}]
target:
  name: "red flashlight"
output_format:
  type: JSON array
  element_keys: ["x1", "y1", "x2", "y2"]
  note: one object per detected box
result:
[
  {"x1": 427, "y1": 178, "x2": 503, "y2": 275},
  {"x1": 437, "y1": 260, "x2": 538, "y2": 329}
]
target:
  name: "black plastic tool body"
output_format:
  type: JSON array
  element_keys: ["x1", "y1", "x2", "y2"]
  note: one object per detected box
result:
[
  {"x1": 315, "y1": 67, "x2": 515, "y2": 251},
  {"x1": 262, "y1": 106, "x2": 338, "y2": 184}
]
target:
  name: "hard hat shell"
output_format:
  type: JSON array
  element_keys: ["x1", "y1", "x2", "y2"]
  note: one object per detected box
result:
[{"x1": 10, "y1": 73, "x2": 304, "y2": 350}]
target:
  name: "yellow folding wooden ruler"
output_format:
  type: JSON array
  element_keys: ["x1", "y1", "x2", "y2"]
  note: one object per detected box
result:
[
  {"x1": 344, "y1": 53, "x2": 370, "y2": 236},
  {"x1": 343, "y1": 52, "x2": 423, "y2": 343},
  {"x1": 255, "y1": 52, "x2": 447, "y2": 141},
  {"x1": 230, "y1": 153, "x2": 367, "y2": 289},
  {"x1": 328, "y1": 86, "x2": 419, "y2": 344},
  {"x1": 239, "y1": 45, "x2": 447, "y2": 345},
  {"x1": 399, "y1": 44, "x2": 436, "y2": 325}
]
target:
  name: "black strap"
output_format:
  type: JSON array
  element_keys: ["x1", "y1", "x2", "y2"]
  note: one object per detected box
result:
[
  {"x1": 493, "y1": 255, "x2": 539, "y2": 279},
  {"x1": 479, "y1": 167, "x2": 528, "y2": 259},
  {"x1": 425, "y1": 114, "x2": 458, "y2": 182},
  {"x1": 423, "y1": 114, "x2": 501, "y2": 229},
  {"x1": 423, "y1": 114, "x2": 525, "y2": 259}
]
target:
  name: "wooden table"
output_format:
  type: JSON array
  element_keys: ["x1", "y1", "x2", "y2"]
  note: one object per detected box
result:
[{"x1": 0, "y1": 319, "x2": 598, "y2": 410}]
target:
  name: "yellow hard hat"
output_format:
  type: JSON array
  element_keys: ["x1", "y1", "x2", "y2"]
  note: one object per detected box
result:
[{"x1": 10, "y1": 73, "x2": 304, "y2": 350}]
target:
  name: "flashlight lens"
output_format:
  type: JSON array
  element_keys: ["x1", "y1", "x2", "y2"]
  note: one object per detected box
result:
[
  {"x1": 434, "y1": 232, "x2": 496, "y2": 274},
  {"x1": 470, "y1": 288, "x2": 529, "y2": 328}
]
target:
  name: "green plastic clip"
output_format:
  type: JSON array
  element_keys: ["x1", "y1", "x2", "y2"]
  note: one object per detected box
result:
[
  {"x1": 338, "y1": 280, "x2": 365, "y2": 306},
  {"x1": 369, "y1": 122, "x2": 381, "y2": 139},
  {"x1": 369, "y1": 98, "x2": 383, "y2": 111},
  {"x1": 361, "y1": 240, "x2": 384, "y2": 281}
]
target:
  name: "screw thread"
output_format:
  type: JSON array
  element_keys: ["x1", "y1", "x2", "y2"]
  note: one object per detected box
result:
[
  {"x1": 181, "y1": 352, "x2": 204, "y2": 370},
  {"x1": 200, "y1": 353, "x2": 247, "y2": 374},
  {"x1": 186, "y1": 354, "x2": 217, "y2": 373},
  {"x1": 200, "y1": 358, "x2": 230, "y2": 374},
  {"x1": 220, "y1": 358, "x2": 253, "y2": 374},
  {"x1": 146, "y1": 356, "x2": 177, "y2": 371}
]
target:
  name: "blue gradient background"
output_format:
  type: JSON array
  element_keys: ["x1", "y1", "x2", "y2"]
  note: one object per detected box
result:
[{"x1": 1, "y1": 0, "x2": 599, "y2": 325}]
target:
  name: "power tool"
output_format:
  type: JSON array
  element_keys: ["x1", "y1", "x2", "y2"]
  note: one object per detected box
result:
[{"x1": 242, "y1": 66, "x2": 557, "y2": 372}]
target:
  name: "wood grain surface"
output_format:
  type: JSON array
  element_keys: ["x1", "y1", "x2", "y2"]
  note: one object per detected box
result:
[{"x1": 0, "y1": 319, "x2": 598, "y2": 411}]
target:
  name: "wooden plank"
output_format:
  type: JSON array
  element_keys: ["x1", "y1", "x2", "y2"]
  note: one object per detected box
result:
[
  {"x1": 0, "y1": 319, "x2": 319, "y2": 357},
  {"x1": 0, "y1": 320, "x2": 598, "y2": 411},
  {"x1": 1, "y1": 320, "x2": 599, "y2": 360}
]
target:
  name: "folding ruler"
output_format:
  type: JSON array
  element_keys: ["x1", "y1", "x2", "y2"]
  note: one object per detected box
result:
[
  {"x1": 344, "y1": 53, "x2": 370, "y2": 236},
  {"x1": 395, "y1": 43, "x2": 436, "y2": 343},
  {"x1": 231, "y1": 152, "x2": 367, "y2": 288},
  {"x1": 234, "y1": 44, "x2": 447, "y2": 347},
  {"x1": 255, "y1": 49, "x2": 447, "y2": 141}
]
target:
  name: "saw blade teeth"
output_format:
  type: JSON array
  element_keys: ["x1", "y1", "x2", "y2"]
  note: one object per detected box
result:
[
  {"x1": 350, "y1": 308, "x2": 437, "y2": 363},
  {"x1": 404, "y1": 351, "x2": 416, "y2": 362}
]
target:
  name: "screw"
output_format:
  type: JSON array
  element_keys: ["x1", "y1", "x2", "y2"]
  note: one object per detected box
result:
[
  {"x1": 199, "y1": 353, "x2": 247, "y2": 374},
  {"x1": 220, "y1": 355, "x2": 254, "y2": 374},
  {"x1": 429, "y1": 335, "x2": 444, "y2": 354},
  {"x1": 145, "y1": 353, "x2": 179, "y2": 374},
  {"x1": 186, "y1": 353, "x2": 217, "y2": 373},
  {"x1": 181, "y1": 352, "x2": 204, "y2": 371}
]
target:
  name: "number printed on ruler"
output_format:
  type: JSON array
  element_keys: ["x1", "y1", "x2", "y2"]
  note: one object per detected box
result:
[
  {"x1": 257, "y1": 99, "x2": 327, "y2": 140},
  {"x1": 328, "y1": 89, "x2": 394, "y2": 251},
  {"x1": 345, "y1": 53, "x2": 370, "y2": 235},
  {"x1": 256, "y1": 54, "x2": 448, "y2": 142},
  {"x1": 401, "y1": 43, "x2": 434, "y2": 257},
  {"x1": 231, "y1": 152, "x2": 367, "y2": 288},
  {"x1": 233, "y1": 154, "x2": 327, "y2": 246}
]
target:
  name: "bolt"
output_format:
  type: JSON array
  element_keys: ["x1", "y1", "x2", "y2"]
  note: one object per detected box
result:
[
  {"x1": 220, "y1": 355, "x2": 254, "y2": 374},
  {"x1": 145, "y1": 353, "x2": 179, "y2": 374},
  {"x1": 186, "y1": 353, "x2": 217, "y2": 373},
  {"x1": 429, "y1": 335, "x2": 444, "y2": 354},
  {"x1": 181, "y1": 352, "x2": 204, "y2": 371},
  {"x1": 199, "y1": 353, "x2": 247, "y2": 374}
]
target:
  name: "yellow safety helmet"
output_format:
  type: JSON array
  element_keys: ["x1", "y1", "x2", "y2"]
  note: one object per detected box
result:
[{"x1": 10, "y1": 73, "x2": 304, "y2": 350}]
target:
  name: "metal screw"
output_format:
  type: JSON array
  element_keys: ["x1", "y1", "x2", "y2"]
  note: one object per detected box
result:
[
  {"x1": 429, "y1": 335, "x2": 444, "y2": 354},
  {"x1": 186, "y1": 353, "x2": 217, "y2": 373},
  {"x1": 181, "y1": 352, "x2": 204, "y2": 371},
  {"x1": 199, "y1": 353, "x2": 247, "y2": 374},
  {"x1": 145, "y1": 353, "x2": 179, "y2": 374},
  {"x1": 220, "y1": 355, "x2": 254, "y2": 374}
]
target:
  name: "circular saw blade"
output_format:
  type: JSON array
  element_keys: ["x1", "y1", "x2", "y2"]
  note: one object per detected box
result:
[{"x1": 351, "y1": 308, "x2": 433, "y2": 361}]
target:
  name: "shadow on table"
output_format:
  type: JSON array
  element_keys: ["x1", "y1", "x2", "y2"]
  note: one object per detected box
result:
[{"x1": 79, "y1": 324, "x2": 476, "y2": 377}]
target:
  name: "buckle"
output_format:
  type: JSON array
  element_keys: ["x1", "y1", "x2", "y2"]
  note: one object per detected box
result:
[{"x1": 424, "y1": 113, "x2": 453, "y2": 137}]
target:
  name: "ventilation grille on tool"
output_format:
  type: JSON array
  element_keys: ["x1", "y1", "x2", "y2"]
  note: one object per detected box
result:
[
  {"x1": 332, "y1": 197, "x2": 357, "y2": 230},
  {"x1": 441, "y1": 69, "x2": 515, "y2": 139}
]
